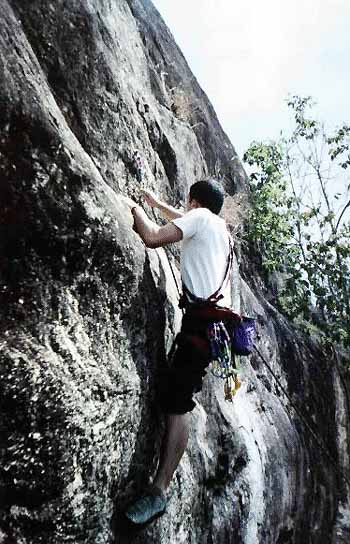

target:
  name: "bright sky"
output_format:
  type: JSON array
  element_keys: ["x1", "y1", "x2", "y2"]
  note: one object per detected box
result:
[{"x1": 152, "y1": 0, "x2": 350, "y2": 161}]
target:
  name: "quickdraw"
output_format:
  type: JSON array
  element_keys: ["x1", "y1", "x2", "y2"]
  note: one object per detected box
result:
[{"x1": 207, "y1": 320, "x2": 241, "y2": 402}]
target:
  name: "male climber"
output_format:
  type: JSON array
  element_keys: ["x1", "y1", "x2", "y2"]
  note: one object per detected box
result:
[{"x1": 125, "y1": 179, "x2": 234, "y2": 524}]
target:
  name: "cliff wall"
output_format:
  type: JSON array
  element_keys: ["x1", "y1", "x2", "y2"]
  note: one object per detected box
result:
[{"x1": 0, "y1": 1, "x2": 349, "y2": 543}]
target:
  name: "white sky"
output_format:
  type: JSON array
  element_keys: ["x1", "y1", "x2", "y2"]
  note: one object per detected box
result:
[{"x1": 152, "y1": 0, "x2": 350, "y2": 160}]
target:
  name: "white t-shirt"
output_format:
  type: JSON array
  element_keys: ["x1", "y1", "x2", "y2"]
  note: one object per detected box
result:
[{"x1": 172, "y1": 208, "x2": 232, "y2": 307}]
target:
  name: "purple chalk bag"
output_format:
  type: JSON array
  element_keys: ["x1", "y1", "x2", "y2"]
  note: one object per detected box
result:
[{"x1": 232, "y1": 317, "x2": 256, "y2": 356}]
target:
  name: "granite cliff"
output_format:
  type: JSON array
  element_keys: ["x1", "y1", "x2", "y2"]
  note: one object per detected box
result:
[{"x1": 0, "y1": 1, "x2": 349, "y2": 543}]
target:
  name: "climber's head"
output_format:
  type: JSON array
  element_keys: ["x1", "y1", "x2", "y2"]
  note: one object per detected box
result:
[{"x1": 188, "y1": 178, "x2": 224, "y2": 214}]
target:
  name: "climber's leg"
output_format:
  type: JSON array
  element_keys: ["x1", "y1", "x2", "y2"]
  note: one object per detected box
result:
[
  {"x1": 124, "y1": 413, "x2": 190, "y2": 524},
  {"x1": 153, "y1": 412, "x2": 190, "y2": 491},
  {"x1": 125, "y1": 318, "x2": 210, "y2": 525}
]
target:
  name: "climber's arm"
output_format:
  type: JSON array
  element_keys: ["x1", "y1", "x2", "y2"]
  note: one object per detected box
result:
[
  {"x1": 132, "y1": 206, "x2": 182, "y2": 248},
  {"x1": 142, "y1": 189, "x2": 184, "y2": 221}
]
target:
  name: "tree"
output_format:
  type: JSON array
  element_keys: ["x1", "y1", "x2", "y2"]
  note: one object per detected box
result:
[{"x1": 243, "y1": 95, "x2": 350, "y2": 348}]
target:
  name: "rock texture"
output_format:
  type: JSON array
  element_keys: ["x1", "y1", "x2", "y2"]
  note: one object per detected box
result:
[{"x1": 0, "y1": 1, "x2": 349, "y2": 543}]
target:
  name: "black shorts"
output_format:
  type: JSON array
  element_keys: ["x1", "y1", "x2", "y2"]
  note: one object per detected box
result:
[{"x1": 157, "y1": 311, "x2": 213, "y2": 414}]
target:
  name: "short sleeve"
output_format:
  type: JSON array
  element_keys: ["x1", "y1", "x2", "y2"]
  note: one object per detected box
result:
[{"x1": 172, "y1": 209, "x2": 205, "y2": 240}]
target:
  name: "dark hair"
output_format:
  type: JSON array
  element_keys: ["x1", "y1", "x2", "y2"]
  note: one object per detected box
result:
[{"x1": 189, "y1": 178, "x2": 225, "y2": 214}]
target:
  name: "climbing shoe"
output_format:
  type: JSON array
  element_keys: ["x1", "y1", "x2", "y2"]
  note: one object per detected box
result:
[{"x1": 125, "y1": 486, "x2": 167, "y2": 524}]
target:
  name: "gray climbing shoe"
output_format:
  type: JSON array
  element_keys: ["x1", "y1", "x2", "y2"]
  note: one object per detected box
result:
[{"x1": 125, "y1": 486, "x2": 167, "y2": 524}]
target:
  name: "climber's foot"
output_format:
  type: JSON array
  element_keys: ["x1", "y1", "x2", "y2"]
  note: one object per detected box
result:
[{"x1": 124, "y1": 486, "x2": 167, "y2": 525}]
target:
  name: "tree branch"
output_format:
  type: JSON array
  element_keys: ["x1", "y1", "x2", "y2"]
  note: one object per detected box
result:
[{"x1": 335, "y1": 198, "x2": 350, "y2": 232}]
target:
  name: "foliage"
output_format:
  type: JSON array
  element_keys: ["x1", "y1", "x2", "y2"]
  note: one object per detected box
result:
[{"x1": 243, "y1": 95, "x2": 350, "y2": 348}]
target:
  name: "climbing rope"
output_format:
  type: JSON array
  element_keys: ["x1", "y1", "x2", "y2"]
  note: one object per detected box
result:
[{"x1": 254, "y1": 345, "x2": 350, "y2": 489}]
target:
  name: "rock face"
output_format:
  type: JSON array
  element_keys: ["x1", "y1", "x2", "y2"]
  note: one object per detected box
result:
[{"x1": 0, "y1": 1, "x2": 349, "y2": 543}]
